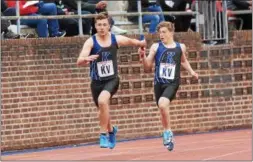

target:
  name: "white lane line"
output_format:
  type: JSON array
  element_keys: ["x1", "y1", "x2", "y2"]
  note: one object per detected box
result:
[{"x1": 202, "y1": 149, "x2": 251, "y2": 161}]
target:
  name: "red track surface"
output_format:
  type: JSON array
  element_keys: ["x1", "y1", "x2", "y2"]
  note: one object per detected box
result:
[{"x1": 2, "y1": 129, "x2": 252, "y2": 161}]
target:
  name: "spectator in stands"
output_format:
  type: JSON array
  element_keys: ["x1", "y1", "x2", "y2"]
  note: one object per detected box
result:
[
  {"x1": 127, "y1": 0, "x2": 165, "y2": 34},
  {"x1": 158, "y1": 0, "x2": 193, "y2": 32},
  {"x1": 62, "y1": 0, "x2": 127, "y2": 35},
  {"x1": 44, "y1": 0, "x2": 92, "y2": 36},
  {"x1": 227, "y1": 0, "x2": 252, "y2": 30},
  {"x1": 6, "y1": 0, "x2": 66, "y2": 37},
  {"x1": 1, "y1": 0, "x2": 20, "y2": 39},
  {"x1": 1, "y1": 12, "x2": 20, "y2": 39},
  {"x1": 1, "y1": 0, "x2": 16, "y2": 24},
  {"x1": 1, "y1": 0, "x2": 7, "y2": 12}
]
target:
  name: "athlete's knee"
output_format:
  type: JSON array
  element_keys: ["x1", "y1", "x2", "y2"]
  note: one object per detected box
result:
[
  {"x1": 98, "y1": 98, "x2": 109, "y2": 108},
  {"x1": 158, "y1": 97, "x2": 170, "y2": 110},
  {"x1": 98, "y1": 91, "x2": 111, "y2": 108}
]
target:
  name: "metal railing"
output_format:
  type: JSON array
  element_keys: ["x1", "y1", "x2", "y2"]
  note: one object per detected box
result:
[
  {"x1": 1, "y1": 11, "x2": 199, "y2": 20},
  {"x1": 199, "y1": 0, "x2": 228, "y2": 42},
  {"x1": 1, "y1": 0, "x2": 251, "y2": 43},
  {"x1": 198, "y1": 0, "x2": 251, "y2": 43},
  {"x1": 229, "y1": 10, "x2": 252, "y2": 15},
  {"x1": 1, "y1": 1, "x2": 200, "y2": 36}
]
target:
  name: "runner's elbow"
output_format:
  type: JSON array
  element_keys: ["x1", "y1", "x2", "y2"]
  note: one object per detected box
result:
[
  {"x1": 144, "y1": 66, "x2": 152, "y2": 73},
  {"x1": 77, "y1": 58, "x2": 84, "y2": 66},
  {"x1": 144, "y1": 69, "x2": 152, "y2": 73},
  {"x1": 77, "y1": 61, "x2": 82, "y2": 66}
]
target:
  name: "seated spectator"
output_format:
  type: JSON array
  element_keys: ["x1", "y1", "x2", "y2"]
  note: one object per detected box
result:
[
  {"x1": 1, "y1": 0, "x2": 7, "y2": 12},
  {"x1": 1, "y1": 12, "x2": 20, "y2": 39},
  {"x1": 62, "y1": 0, "x2": 127, "y2": 35},
  {"x1": 158, "y1": 0, "x2": 193, "y2": 32},
  {"x1": 227, "y1": 0, "x2": 252, "y2": 30},
  {"x1": 44, "y1": 0, "x2": 92, "y2": 36},
  {"x1": 127, "y1": 0, "x2": 165, "y2": 34},
  {"x1": 6, "y1": 0, "x2": 66, "y2": 37},
  {"x1": 1, "y1": 0, "x2": 29, "y2": 39},
  {"x1": 1, "y1": 0, "x2": 15, "y2": 23}
]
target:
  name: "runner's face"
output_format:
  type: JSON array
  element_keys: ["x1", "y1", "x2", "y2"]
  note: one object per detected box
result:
[
  {"x1": 159, "y1": 27, "x2": 173, "y2": 43},
  {"x1": 95, "y1": 19, "x2": 110, "y2": 36}
]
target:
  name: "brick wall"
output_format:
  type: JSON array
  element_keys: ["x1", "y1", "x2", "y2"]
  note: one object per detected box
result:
[{"x1": 1, "y1": 31, "x2": 252, "y2": 151}]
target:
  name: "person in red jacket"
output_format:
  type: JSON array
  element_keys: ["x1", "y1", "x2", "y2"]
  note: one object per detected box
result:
[{"x1": 6, "y1": 0, "x2": 66, "y2": 37}]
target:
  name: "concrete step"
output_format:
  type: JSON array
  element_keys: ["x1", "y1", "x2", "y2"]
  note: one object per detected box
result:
[{"x1": 114, "y1": 20, "x2": 150, "y2": 34}]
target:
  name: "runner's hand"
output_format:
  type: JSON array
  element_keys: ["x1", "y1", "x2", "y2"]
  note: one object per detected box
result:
[
  {"x1": 191, "y1": 71, "x2": 199, "y2": 80},
  {"x1": 138, "y1": 47, "x2": 146, "y2": 63},
  {"x1": 140, "y1": 40, "x2": 147, "y2": 48},
  {"x1": 77, "y1": 55, "x2": 99, "y2": 66}
]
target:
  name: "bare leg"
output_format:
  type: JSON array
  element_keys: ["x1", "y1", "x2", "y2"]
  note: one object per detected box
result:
[
  {"x1": 158, "y1": 97, "x2": 174, "y2": 151},
  {"x1": 158, "y1": 97, "x2": 171, "y2": 130},
  {"x1": 97, "y1": 90, "x2": 112, "y2": 133},
  {"x1": 107, "y1": 117, "x2": 112, "y2": 132}
]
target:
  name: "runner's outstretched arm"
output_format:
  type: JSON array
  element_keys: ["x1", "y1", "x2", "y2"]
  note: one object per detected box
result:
[
  {"x1": 77, "y1": 38, "x2": 99, "y2": 66},
  {"x1": 180, "y1": 43, "x2": 198, "y2": 79}
]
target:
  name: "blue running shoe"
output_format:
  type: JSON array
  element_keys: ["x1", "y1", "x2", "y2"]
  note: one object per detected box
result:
[
  {"x1": 162, "y1": 131, "x2": 169, "y2": 146},
  {"x1": 166, "y1": 141, "x2": 174, "y2": 151},
  {"x1": 100, "y1": 134, "x2": 109, "y2": 148},
  {"x1": 163, "y1": 130, "x2": 174, "y2": 151},
  {"x1": 109, "y1": 126, "x2": 118, "y2": 149}
]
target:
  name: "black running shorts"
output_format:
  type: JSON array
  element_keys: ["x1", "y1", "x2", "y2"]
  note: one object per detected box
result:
[
  {"x1": 154, "y1": 82, "x2": 179, "y2": 105},
  {"x1": 90, "y1": 77, "x2": 120, "y2": 107}
]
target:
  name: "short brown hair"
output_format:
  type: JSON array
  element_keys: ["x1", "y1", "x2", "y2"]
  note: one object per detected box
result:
[
  {"x1": 95, "y1": 12, "x2": 110, "y2": 23},
  {"x1": 157, "y1": 21, "x2": 175, "y2": 32}
]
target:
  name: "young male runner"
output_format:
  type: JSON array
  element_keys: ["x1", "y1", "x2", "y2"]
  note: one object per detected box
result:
[
  {"x1": 139, "y1": 21, "x2": 198, "y2": 151},
  {"x1": 77, "y1": 12, "x2": 146, "y2": 149}
]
